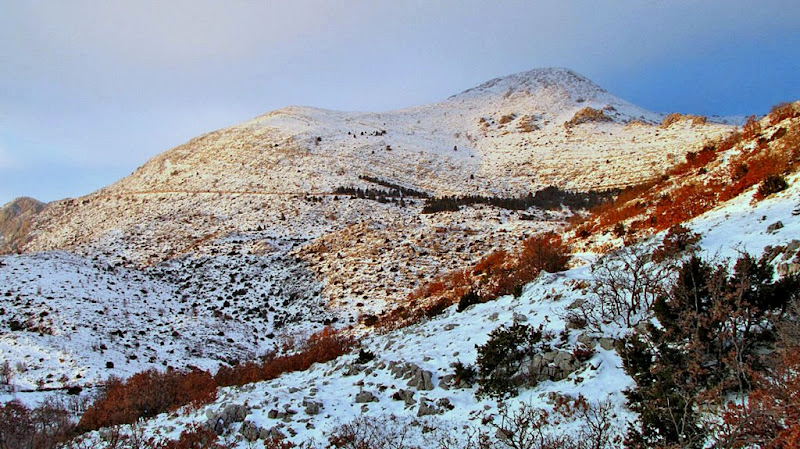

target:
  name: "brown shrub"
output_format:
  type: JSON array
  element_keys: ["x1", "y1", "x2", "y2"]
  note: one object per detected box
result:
[
  {"x1": 564, "y1": 107, "x2": 611, "y2": 128},
  {"x1": 79, "y1": 368, "x2": 217, "y2": 432},
  {"x1": 660, "y1": 113, "x2": 684, "y2": 128},
  {"x1": 742, "y1": 115, "x2": 763, "y2": 140},
  {"x1": 80, "y1": 328, "x2": 353, "y2": 433},
  {"x1": 157, "y1": 424, "x2": 230, "y2": 449},
  {"x1": 517, "y1": 232, "x2": 570, "y2": 277},
  {"x1": 0, "y1": 399, "x2": 76, "y2": 449},
  {"x1": 717, "y1": 348, "x2": 800, "y2": 448},
  {"x1": 769, "y1": 102, "x2": 799, "y2": 126}
]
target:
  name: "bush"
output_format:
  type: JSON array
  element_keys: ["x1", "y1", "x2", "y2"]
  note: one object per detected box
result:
[
  {"x1": 769, "y1": 102, "x2": 799, "y2": 126},
  {"x1": 457, "y1": 290, "x2": 481, "y2": 312},
  {"x1": 80, "y1": 328, "x2": 354, "y2": 433},
  {"x1": 476, "y1": 323, "x2": 549, "y2": 399},
  {"x1": 756, "y1": 174, "x2": 788, "y2": 199},
  {"x1": 623, "y1": 252, "x2": 800, "y2": 449},
  {"x1": 651, "y1": 224, "x2": 701, "y2": 263},
  {"x1": 580, "y1": 245, "x2": 669, "y2": 330},
  {"x1": 518, "y1": 232, "x2": 570, "y2": 276},
  {"x1": 452, "y1": 361, "x2": 477, "y2": 386},
  {"x1": 0, "y1": 399, "x2": 76, "y2": 449}
]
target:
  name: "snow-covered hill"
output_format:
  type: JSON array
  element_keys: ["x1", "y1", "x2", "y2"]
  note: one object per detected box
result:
[
  {"x1": 0, "y1": 68, "x2": 762, "y2": 444},
  {"x1": 59, "y1": 170, "x2": 800, "y2": 448}
]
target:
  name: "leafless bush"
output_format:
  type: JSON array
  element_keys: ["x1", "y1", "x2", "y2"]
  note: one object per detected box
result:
[
  {"x1": 577, "y1": 245, "x2": 670, "y2": 331},
  {"x1": 327, "y1": 415, "x2": 421, "y2": 449}
]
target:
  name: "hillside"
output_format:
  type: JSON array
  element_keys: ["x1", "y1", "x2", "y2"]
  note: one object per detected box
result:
[
  {"x1": 0, "y1": 196, "x2": 45, "y2": 253},
  {"x1": 3, "y1": 69, "x2": 797, "y2": 449}
]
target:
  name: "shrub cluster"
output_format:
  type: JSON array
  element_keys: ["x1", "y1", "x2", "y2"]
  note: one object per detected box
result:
[
  {"x1": 421, "y1": 186, "x2": 617, "y2": 214},
  {"x1": 0, "y1": 399, "x2": 76, "y2": 449},
  {"x1": 564, "y1": 107, "x2": 612, "y2": 128},
  {"x1": 621, "y1": 253, "x2": 800, "y2": 448},
  {"x1": 476, "y1": 323, "x2": 550, "y2": 399},
  {"x1": 380, "y1": 232, "x2": 570, "y2": 330},
  {"x1": 79, "y1": 328, "x2": 354, "y2": 433},
  {"x1": 580, "y1": 103, "x2": 800, "y2": 238}
]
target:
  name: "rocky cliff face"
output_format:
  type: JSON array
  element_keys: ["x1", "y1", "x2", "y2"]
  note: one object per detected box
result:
[{"x1": 0, "y1": 196, "x2": 46, "y2": 253}]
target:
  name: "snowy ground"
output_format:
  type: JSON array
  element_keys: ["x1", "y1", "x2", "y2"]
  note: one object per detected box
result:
[{"x1": 60, "y1": 171, "x2": 800, "y2": 447}]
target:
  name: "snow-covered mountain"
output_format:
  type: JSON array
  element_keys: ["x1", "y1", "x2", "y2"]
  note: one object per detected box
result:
[{"x1": 6, "y1": 68, "x2": 785, "y2": 448}]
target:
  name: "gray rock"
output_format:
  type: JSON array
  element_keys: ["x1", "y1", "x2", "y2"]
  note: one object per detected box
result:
[
  {"x1": 391, "y1": 389, "x2": 417, "y2": 406},
  {"x1": 599, "y1": 338, "x2": 615, "y2": 351},
  {"x1": 577, "y1": 333, "x2": 596, "y2": 348},
  {"x1": 355, "y1": 391, "x2": 378, "y2": 403},
  {"x1": 223, "y1": 404, "x2": 250, "y2": 423},
  {"x1": 436, "y1": 397, "x2": 454, "y2": 411},
  {"x1": 407, "y1": 368, "x2": 435, "y2": 391},
  {"x1": 239, "y1": 421, "x2": 261, "y2": 442},
  {"x1": 304, "y1": 400, "x2": 322, "y2": 415},
  {"x1": 513, "y1": 312, "x2": 528, "y2": 322},
  {"x1": 417, "y1": 401, "x2": 438, "y2": 417},
  {"x1": 767, "y1": 221, "x2": 784, "y2": 233}
]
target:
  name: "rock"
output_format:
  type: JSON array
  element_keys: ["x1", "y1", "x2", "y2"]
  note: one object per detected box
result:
[
  {"x1": 599, "y1": 338, "x2": 615, "y2": 351},
  {"x1": 223, "y1": 404, "x2": 250, "y2": 423},
  {"x1": 267, "y1": 409, "x2": 281, "y2": 419},
  {"x1": 767, "y1": 221, "x2": 784, "y2": 234},
  {"x1": 355, "y1": 391, "x2": 378, "y2": 403},
  {"x1": 513, "y1": 312, "x2": 528, "y2": 322},
  {"x1": 577, "y1": 333, "x2": 596, "y2": 348},
  {"x1": 407, "y1": 368, "x2": 435, "y2": 391},
  {"x1": 391, "y1": 389, "x2": 416, "y2": 406},
  {"x1": 304, "y1": 400, "x2": 322, "y2": 415},
  {"x1": 436, "y1": 397, "x2": 454, "y2": 411},
  {"x1": 417, "y1": 401, "x2": 438, "y2": 417},
  {"x1": 239, "y1": 421, "x2": 261, "y2": 442},
  {"x1": 488, "y1": 312, "x2": 499, "y2": 322},
  {"x1": 444, "y1": 323, "x2": 459, "y2": 331}
]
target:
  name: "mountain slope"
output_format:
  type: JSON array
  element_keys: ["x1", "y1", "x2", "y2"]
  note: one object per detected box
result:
[{"x1": 0, "y1": 197, "x2": 45, "y2": 253}]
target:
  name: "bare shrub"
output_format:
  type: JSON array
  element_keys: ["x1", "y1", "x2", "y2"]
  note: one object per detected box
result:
[
  {"x1": 579, "y1": 245, "x2": 670, "y2": 331},
  {"x1": 327, "y1": 415, "x2": 420, "y2": 449}
]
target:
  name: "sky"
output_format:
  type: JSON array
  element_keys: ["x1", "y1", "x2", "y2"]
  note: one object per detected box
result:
[{"x1": 2, "y1": 0, "x2": 799, "y2": 205}]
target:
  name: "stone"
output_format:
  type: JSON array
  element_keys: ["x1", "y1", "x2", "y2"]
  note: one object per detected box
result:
[
  {"x1": 355, "y1": 390, "x2": 378, "y2": 403},
  {"x1": 223, "y1": 404, "x2": 249, "y2": 423},
  {"x1": 599, "y1": 338, "x2": 615, "y2": 351},
  {"x1": 391, "y1": 389, "x2": 416, "y2": 406},
  {"x1": 577, "y1": 333, "x2": 596, "y2": 348},
  {"x1": 436, "y1": 397, "x2": 454, "y2": 411},
  {"x1": 239, "y1": 421, "x2": 261, "y2": 442},
  {"x1": 417, "y1": 401, "x2": 438, "y2": 417},
  {"x1": 767, "y1": 221, "x2": 784, "y2": 234},
  {"x1": 407, "y1": 368, "x2": 435, "y2": 391},
  {"x1": 304, "y1": 401, "x2": 322, "y2": 415},
  {"x1": 513, "y1": 312, "x2": 528, "y2": 322}
]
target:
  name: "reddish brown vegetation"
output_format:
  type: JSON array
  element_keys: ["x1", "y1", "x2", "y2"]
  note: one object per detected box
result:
[
  {"x1": 579, "y1": 102, "x2": 800, "y2": 240},
  {"x1": 157, "y1": 424, "x2": 230, "y2": 449},
  {"x1": 380, "y1": 233, "x2": 570, "y2": 329},
  {"x1": 214, "y1": 327, "x2": 354, "y2": 387},
  {"x1": 769, "y1": 102, "x2": 800, "y2": 126},
  {"x1": 79, "y1": 368, "x2": 217, "y2": 431},
  {"x1": 0, "y1": 399, "x2": 76, "y2": 449},
  {"x1": 717, "y1": 348, "x2": 800, "y2": 448},
  {"x1": 79, "y1": 328, "x2": 354, "y2": 433}
]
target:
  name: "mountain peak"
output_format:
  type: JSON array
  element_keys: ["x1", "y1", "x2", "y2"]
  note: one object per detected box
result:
[{"x1": 453, "y1": 67, "x2": 606, "y2": 100}]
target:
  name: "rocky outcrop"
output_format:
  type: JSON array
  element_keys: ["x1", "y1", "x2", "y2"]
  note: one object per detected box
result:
[{"x1": 0, "y1": 197, "x2": 45, "y2": 253}]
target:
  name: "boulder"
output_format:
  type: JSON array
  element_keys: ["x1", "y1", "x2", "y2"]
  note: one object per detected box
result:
[{"x1": 355, "y1": 391, "x2": 378, "y2": 403}]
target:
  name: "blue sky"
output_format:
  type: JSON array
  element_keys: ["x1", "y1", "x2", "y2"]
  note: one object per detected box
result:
[{"x1": 2, "y1": 0, "x2": 799, "y2": 205}]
